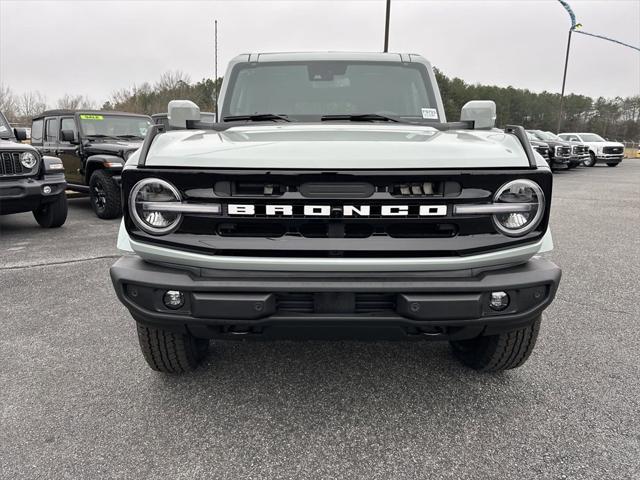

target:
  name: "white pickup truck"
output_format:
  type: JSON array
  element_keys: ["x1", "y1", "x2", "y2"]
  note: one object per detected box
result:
[{"x1": 559, "y1": 132, "x2": 625, "y2": 167}]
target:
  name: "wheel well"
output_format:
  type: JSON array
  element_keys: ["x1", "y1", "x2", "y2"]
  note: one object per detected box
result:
[{"x1": 85, "y1": 162, "x2": 105, "y2": 184}]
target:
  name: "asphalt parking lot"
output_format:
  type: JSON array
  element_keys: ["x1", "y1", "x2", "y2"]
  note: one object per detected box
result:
[{"x1": 1, "y1": 163, "x2": 639, "y2": 479}]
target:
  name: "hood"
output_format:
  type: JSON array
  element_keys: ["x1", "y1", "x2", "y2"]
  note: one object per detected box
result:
[
  {"x1": 599, "y1": 141, "x2": 625, "y2": 148},
  {"x1": 138, "y1": 124, "x2": 531, "y2": 169},
  {"x1": 529, "y1": 140, "x2": 548, "y2": 147},
  {"x1": 85, "y1": 140, "x2": 142, "y2": 156},
  {"x1": 0, "y1": 138, "x2": 36, "y2": 151}
]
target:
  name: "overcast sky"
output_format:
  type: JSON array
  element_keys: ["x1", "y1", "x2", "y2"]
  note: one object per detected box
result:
[{"x1": 1, "y1": 0, "x2": 639, "y2": 107}]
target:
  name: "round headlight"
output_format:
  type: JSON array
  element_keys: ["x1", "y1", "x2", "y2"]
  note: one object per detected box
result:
[
  {"x1": 493, "y1": 179, "x2": 545, "y2": 237},
  {"x1": 129, "y1": 178, "x2": 182, "y2": 235},
  {"x1": 20, "y1": 152, "x2": 38, "y2": 169}
]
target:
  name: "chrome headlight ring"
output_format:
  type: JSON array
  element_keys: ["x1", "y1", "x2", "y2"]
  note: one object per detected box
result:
[
  {"x1": 492, "y1": 179, "x2": 546, "y2": 237},
  {"x1": 129, "y1": 178, "x2": 183, "y2": 235}
]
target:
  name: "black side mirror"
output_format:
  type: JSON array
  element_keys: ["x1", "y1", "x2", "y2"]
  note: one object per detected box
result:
[
  {"x1": 14, "y1": 128, "x2": 28, "y2": 141},
  {"x1": 60, "y1": 129, "x2": 77, "y2": 143}
]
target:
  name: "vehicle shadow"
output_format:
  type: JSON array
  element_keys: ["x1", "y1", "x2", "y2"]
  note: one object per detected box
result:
[
  {"x1": 140, "y1": 339, "x2": 545, "y2": 421},
  {"x1": 66, "y1": 195, "x2": 96, "y2": 212}
]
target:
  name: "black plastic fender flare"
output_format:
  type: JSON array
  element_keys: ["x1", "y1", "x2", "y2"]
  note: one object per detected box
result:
[{"x1": 85, "y1": 154, "x2": 124, "y2": 182}]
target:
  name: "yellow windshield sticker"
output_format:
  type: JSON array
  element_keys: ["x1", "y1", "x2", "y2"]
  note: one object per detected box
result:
[{"x1": 80, "y1": 114, "x2": 104, "y2": 120}]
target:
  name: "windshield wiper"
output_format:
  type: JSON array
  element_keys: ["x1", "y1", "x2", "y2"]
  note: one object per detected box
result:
[
  {"x1": 116, "y1": 134, "x2": 144, "y2": 140},
  {"x1": 321, "y1": 113, "x2": 403, "y2": 123},
  {"x1": 86, "y1": 134, "x2": 119, "y2": 140},
  {"x1": 222, "y1": 113, "x2": 290, "y2": 123}
]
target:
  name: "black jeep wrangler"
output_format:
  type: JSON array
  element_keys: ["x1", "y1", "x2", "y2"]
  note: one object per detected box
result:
[
  {"x1": 31, "y1": 110, "x2": 152, "y2": 219},
  {"x1": 0, "y1": 111, "x2": 67, "y2": 227}
]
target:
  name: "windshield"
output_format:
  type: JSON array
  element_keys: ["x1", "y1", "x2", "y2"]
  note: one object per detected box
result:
[
  {"x1": 0, "y1": 112, "x2": 14, "y2": 139},
  {"x1": 79, "y1": 114, "x2": 151, "y2": 139},
  {"x1": 579, "y1": 133, "x2": 606, "y2": 142},
  {"x1": 530, "y1": 131, "x2": 560, "y2": 142},
  {"x1": 222, "y1": 61, "x2": 439, "y2": 121}
]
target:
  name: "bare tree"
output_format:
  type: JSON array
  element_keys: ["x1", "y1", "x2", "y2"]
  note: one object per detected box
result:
[
  {"x1": 17, "y1": 91, "x2": 48, "y2": 120},
  {"x1": 57, "y1": 94, "x2": 96, "y2": 110},
  {"x1": 0, "y1": 83, "x2": 18, "y2": 121},
  {"x1": 155, "y1": 71, "x2": 191, "y2": 92}
]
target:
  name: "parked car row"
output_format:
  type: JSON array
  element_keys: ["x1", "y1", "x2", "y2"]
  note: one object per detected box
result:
[{"x1": 526, "y1": 129, "x2": 625, "y2": 171}]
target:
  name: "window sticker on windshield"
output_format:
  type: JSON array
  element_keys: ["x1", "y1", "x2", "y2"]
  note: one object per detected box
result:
[
  {"x1": 421, "y1": 108, "x2": 438, "y2": 119},
  {"x1": 80, "y1": 114, "x2": 104, "y2": 120}
]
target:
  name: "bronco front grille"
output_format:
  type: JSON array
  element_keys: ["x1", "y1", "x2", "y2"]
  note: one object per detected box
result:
[
  {"x1": 0, "y1": 152, "x2": 24, "y2": 176},
  {"x1": 123, "y1": 168, "x2": 553, "y2": 258}
]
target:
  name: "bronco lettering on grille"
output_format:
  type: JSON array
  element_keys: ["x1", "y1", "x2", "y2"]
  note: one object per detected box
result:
[{"x1": 227, "y1": 204, "x2": 448, "y2": 217}]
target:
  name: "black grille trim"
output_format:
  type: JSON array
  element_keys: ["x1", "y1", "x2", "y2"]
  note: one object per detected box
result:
[
  {"x1": 0, "y1": 152, "x2": 24, "y2": 176},
  {"x1": 123, "y1": 168, "x2": 553, "y2": 258},
  {"x1": 276, "y1": 292, "x2": 396, "y2": 313},
  {"x1": 603, "y1": 146, "x2": 623, "y2": 155}
]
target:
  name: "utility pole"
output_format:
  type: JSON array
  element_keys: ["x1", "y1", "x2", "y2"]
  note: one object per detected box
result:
[
  {"x1": 214, "y1": 20, "x2": 218, "y2": 118},
  {"x1": 557, "y1": 27, "x2": 573, "y2": 133},
  {"x1": 383, "y1": 0, "x2": 391, "y2": 52}
]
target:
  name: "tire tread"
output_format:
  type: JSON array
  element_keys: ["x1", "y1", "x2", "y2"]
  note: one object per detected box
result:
[
  {"x1": 135, "y1": 324, "x2": 208, "y2": 373},
  {"x1": 451, "y1": 317, "x2": 541, "y2": 372},
  {"x1": 33, "y1": 193, "x2": 68, "y2": 228},
  {"x1": 90, "y1": 170, "x2": 121, "y2": 219}
]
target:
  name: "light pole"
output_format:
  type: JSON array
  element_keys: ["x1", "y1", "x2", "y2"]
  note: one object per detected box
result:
[
  {"x1": 555, "y1": 0, "x2": 640, "y2": 132},
  {"x1": 214, "y1": 20, "x2": 218, "y2": 118},
  {"x1": 556, "y1": 28, "x2": 572, "y2": 133},
  {"x1": 383, "y1": 0, "x2": 391, "y2": 52},
  {"x1": 557, "y1": 24, "x2": 581, "y2": 133}
]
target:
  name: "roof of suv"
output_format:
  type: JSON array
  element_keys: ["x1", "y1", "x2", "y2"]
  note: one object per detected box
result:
[
  {"x1": 233, "y1": 51, "x2": 426, "y2": 63},
  {"x1": 34, "y1": 109, "x2": 151, "y2": 120}
]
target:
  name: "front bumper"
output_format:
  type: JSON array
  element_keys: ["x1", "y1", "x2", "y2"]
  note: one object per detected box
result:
[
  {"x1": 595, "y1": 154, "x2": 623, "y2": 163},
  {"x1": 110, "y1": 256, "x2": 561, "y2": 341},
  {"x1": 550, "y1": 156, "x2": 571, "y2": 166},
  {"x1": 0, "y1": 174, "x2": 66, "y2": 215}
]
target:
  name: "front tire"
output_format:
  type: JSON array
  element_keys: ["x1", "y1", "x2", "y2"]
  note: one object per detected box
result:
[
  {"x1": 136, "y1": 323, "x2": 209, "y2": 373},
  {"x1": 89, "y1": 170, "x2": 121, "y2": 219},
  {"x1": 584, "y1": 152, "x2": 597, "y2": 167},
  {"x1": 450, "y1": 317, "x2": 541, "y2": 372},
  {"x1": 32, "y1": 193, "x2": 68, "y2": 228}
]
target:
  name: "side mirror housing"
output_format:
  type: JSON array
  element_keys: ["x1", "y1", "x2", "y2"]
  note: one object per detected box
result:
[
  {"x1": 60, "y1": 129, "x2": 77, "y2": 143},
  {"x1": 461, "y1": 100, "x2": 497, "y2": 130},
  {"x1": 168, "y1": 100, "x2": 201, "y2": 129},
  {"x1": 14, "y1": 128, "x2": 28, "y2": 141}
]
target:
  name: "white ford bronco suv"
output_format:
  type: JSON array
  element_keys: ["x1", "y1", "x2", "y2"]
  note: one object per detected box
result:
[{"x1": 110, "y1": 52, "x2": 561, "y2": 374}]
